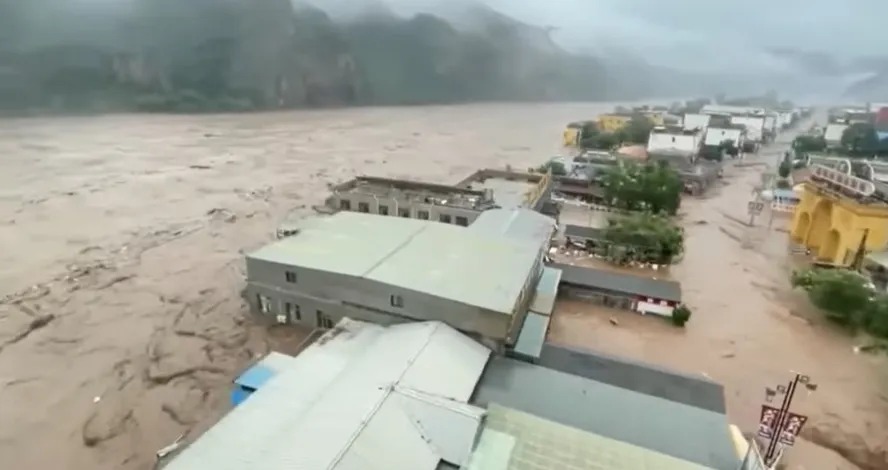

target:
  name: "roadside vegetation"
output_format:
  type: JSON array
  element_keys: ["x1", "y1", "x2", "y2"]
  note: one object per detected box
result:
[
  {"x1": 671, "y1": 305, "x2": 692, "y2": 327},
  {"x1": 791, "y1": 268, "x2": 888, "y2": 340}
]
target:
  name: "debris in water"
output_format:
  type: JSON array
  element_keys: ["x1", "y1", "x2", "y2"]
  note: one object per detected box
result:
[
  {"x1": 206, "y1": 208, "x2": 237, "y2": 223},
  {"x1": 155, "y1": 433, "x2": 185, "y2": 461}
]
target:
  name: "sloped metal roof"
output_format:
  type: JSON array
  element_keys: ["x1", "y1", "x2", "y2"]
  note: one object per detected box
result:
[
  {"x1": 467, "y1": 404, "x2": 714, "y2": 470},
  {"x1": 233, "y1": 352, "x2": 299, "y2": 390},
  {"x1": 166, "y1": 320, "x2": 492, "y2": 470},
  {"x1": 471, "y1": 357, "x2": 737, "y2": 470},
  {"x1": 538, "y1": 344, "x2": 726, "y2": 414},
  {"x1": 249, "y1": 211, "x2": 542, "y2": 316},
  {"x1": 551, "y1": 262, "x2": 682, "y2": 302},
  {"x1": 510, "y1": 313, "x2": 551, "y2": 363},
  {"x1": 528, "y1": 266, "x2": 561, "y2": 316}
]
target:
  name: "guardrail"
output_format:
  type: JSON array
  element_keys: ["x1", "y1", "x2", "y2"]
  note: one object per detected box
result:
[{"x1": 809, "y1": 164, "x2": 876, "y2": 198}]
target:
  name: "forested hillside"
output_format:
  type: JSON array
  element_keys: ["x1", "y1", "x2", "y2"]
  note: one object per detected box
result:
[{"x1": 0, "y1": 0, "x2": 673, "y2": 113}]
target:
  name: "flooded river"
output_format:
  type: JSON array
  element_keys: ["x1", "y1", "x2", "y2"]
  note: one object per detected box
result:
[{"x1": 0, "y1": 104, "x2": 886, "y2": 469}]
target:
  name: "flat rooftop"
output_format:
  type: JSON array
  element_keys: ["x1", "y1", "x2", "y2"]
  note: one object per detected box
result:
[
  {"x1": 332, "y1": 176, "x2": 492, "y2": 210},
  {"x1": 248, "y1": 211, "x2": 543, "y2": 315},
  {"x1": 457, "y1": 169, "x2": 547, "y2": 210}
]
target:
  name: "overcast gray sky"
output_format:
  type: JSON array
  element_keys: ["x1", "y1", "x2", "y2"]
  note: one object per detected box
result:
[{"x1": 332, "y1": 0, "x2": 885, "y2": 73}]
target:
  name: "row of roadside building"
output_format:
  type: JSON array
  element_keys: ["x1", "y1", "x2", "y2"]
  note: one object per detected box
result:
[{"x1": 161, "y1": 155, "x2": 760, "y2": 468}]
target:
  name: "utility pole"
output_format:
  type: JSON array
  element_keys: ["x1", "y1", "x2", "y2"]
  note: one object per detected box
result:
[{"x1": 760, "y1": 373, "x2": 818, "y2": 466}]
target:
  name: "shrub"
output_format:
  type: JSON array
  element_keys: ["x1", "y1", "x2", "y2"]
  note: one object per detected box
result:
[{"x1": 672, "y1": 305, "x2": 692, "y2": 327}]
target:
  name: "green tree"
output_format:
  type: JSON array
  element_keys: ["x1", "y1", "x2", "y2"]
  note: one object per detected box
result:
[
  {"x1": 601, "y1": 212, "x2": 684, "y2": 264},
  {"x1": 601, "y1": 161, "x2": 682, "y2": 215},
  {"x1": 778, "y1": 160, "x2": 792, "y2": 179},
  {"x1": 792, "y1": 135, "x2": 826, "y2": 153},
  {"x1": 790, "y1": 268, "x2": 872, "y2": 326},
  {"x1": 841, "y1": 123, "x2": 879, "y2": 155},
  {"x1": 582, "y1": 131, "x2": 621, "y2": 150},
  {"x1": 617, "y1": 115, "x2": 655, "y2": 145},
  {"x1": 672, "y1": 305, "x2": 692, "y2": 327}
]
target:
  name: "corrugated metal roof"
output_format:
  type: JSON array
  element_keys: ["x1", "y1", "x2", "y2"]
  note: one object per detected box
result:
[
  {"x1": 510, "y1": 313, "x2": 550, "y2": 362},
  {"x1": 469, "y1": 208, "x2": 555, "y2": 246},
  {"x1": 471, "y1": 357, "x2": 737, "y2": 470},
  {"x1": 528, "y1": 266, "x2": 561, "y2": 316},
  {"x1": 551, "y1": 262, "x2": 682, "y2": 302},
  {"x1": 248, "y1": 211, "x2": 542, "y2": 316},
  {"x1": 234, "y1": 352, "x2": 300, "y2": 390},
  {"x1": 538, "y1": 344, "x2": 726, "y2": 414},
  {"x1": 468, "y1": 404, "x2": 714, "y2": 470},
  {"x1": 166, "y1": 320, "x2": 492, "y2": 470}
]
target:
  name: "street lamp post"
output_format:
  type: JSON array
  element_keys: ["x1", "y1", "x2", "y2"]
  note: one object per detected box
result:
[{"x1": 761, "y1": 373, "x2": 818, "y2": 466}]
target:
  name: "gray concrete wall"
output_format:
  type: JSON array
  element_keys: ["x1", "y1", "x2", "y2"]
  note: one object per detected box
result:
[
  {"x1": 245, "y1": 257, "x2": 516, "y2": 342},
  {"x1": 326, "y1": 193, "x2": 480, "y2": 226}
]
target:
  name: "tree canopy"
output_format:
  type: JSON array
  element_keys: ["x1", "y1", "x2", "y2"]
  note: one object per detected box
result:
[
  {"x1": 600, "y1": 160, "x2": 683, "y2": 215},
  {"x1": 778, "y1": 160, "x2": 792, "y2": 179},
  {"x1": 579, "y1": 115, "x2": 654, "y2": 150},
  {"x1": 792, "y1": 135, "x2": 826, "y2": 153},
  {"x1": 791, "y1": 268, "x2": 888, "y2": 337},
  {"x1": 0, "y1": 0, "x2": 637, "y2": 113},
  {"x1": 840, "y1": 123, "x2": 883, "y2": 155},
  {"x1": 601, "y1": 212, "x2": 684, "y2": 265}
]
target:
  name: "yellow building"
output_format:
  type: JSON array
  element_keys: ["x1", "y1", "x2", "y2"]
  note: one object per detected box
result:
[
  {"x1": 597, "y1": 113, "x2": 633, "y2": 133},
  {"x1": 562, "y1": 121, "x2": 588, "y2": 147},
  {"x1": 791, "y1": 183, "x2": 888, "y2": 265}
]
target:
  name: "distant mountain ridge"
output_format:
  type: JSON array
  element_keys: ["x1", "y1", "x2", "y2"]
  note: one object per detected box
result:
[{"x1": 0, "y1": 0, "x2": 828, "y2": 113}]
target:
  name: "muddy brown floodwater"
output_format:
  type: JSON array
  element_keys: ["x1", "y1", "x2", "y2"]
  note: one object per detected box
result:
[{"x1": 0, "y1": 104, "x2": 886, "y2": 469}]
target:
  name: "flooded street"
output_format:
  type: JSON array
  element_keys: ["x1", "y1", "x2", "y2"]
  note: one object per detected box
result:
[{"x1": 1, "y1": 103, "x2": 886, "y2": 469}]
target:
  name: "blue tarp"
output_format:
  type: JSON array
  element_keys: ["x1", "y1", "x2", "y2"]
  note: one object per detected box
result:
[{"x1": 230, "y1": 363, "x2": 278, "y2": 407}]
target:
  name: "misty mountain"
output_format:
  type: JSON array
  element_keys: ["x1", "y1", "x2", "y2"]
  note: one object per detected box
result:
[{"x1": 0, "y1": 0, "x2": 793, "y2": 113}]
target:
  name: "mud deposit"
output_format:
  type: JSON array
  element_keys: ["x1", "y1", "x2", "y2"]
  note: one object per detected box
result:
[{"x1": 1, "y1": 104, "x2": 886, "y2": 469}]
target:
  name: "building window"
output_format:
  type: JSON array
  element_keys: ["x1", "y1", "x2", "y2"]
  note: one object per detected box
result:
[
  {"x1": 285, "y1": 271, "x2": 297, "y2": 283},
  {"x1": 358, "y1": 202, "x2": 370, "y2": 213},
  {"x1": 398, "y1": 208, "x2": 410, "y2": 218},
  {"x1": 378, "y1": 205, "x2": 389, "y2": 216},
  {"x1": 285, "y1": 302, "x2": 301, "y2": 321},
  {"x1": 316, "y1": 311, "x2": 334, "y2": 329},
  {"x1": 418, "y1": 210, "x2": 430, "y2": 220},
  {"x1": 257, "y1": 294, "x2": 272, "y2": 314},
  {"x1": 340, "y1": 199, "x2": 351, "y2": 210},
  {"x1": 439, "y1": 214, "x2": 452, "y2": 224},
  {"x1": 455, "y1": 216, "x2": 468, "y2": 226},
  {"x1": 390, "y1": 294, "x2": 404, "y2": 308}
]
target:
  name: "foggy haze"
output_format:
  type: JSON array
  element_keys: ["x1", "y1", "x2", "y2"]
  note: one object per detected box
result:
[
  {"x1": 313, "y1": 0, "x2": 885, "y2": 97},
  {"x1": 319, "y1": 0, "x2": 885, "y2": 71},
  {"x1": 3, "y1": 0, "x2": 887, "y2": 108}
]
